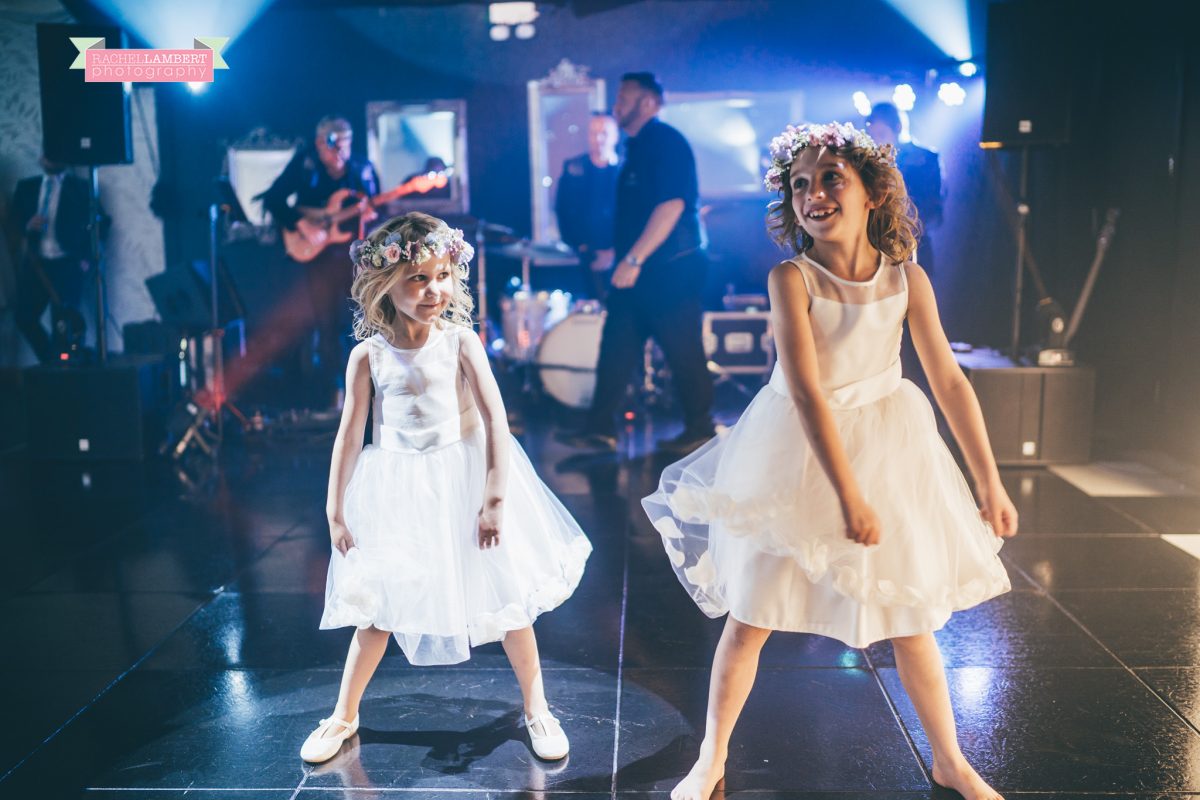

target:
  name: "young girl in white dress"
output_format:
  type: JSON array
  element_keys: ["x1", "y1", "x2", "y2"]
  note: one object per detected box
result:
[
  {"x1": 301, "y1": 212, "x2": 592, "y2": 764},
  {"x1": 643, "y1": 123, "x2": 1019, "y2": 800}
]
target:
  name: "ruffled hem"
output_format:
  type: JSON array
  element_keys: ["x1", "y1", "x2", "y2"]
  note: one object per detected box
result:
[
  {"x1": 643, "y1": 378, "x2": 1011, "y2": 620},
  {"x1": 320, "y1": 535, "x2": 592, "y2": 664},
  {"x1": 655, "y1": 487, "x2": 1008, "y2": 611}
]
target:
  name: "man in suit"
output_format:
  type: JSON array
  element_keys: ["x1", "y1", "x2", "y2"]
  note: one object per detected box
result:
[
  {"x1": 555, "y1": 112, "x2": 620, "y2": 299},
  {"x1": 865, "y1": 102, "x2": 944, "y2": 275},
  {"x1": 9, "y1": 157, "x2": 96, "y2": 363}
]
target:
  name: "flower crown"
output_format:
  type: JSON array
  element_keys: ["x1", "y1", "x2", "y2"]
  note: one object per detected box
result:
[
  {"x1": 763, "y1": 121, "x2": 896, "y2": 193},
  {"x1": 349, "y1": 225, "x2": 475, "y2": 271}
]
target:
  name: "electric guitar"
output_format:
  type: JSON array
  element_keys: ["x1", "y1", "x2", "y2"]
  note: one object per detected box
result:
[{"x1": 282, "y1": 172, "x2": 450, "y2": 263}]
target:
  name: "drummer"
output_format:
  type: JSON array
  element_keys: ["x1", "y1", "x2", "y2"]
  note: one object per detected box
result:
[{"x1": 555, "y1": 112, "x2": 621, "y2": 300}]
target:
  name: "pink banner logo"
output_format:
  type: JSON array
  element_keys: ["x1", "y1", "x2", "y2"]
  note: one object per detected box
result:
[{"x1": 70, "y1": 37, "x2": 229, "y2": 83}]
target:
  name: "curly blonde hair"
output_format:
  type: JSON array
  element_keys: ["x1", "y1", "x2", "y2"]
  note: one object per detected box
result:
[
  {"x1": 350, "y1": 212, "x2": 475, "y2": 342},
  {"x1": 766, "y1": 144, "x2": 921, "y2": 263}
]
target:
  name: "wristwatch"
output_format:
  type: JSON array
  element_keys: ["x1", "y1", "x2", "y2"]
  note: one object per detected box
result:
[{"x1": 623, "y1": 254, "x2": 643, "y2": 267}]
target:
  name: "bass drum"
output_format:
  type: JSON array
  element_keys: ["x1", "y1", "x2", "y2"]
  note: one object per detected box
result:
[{"x1": 535, "y1": 310, "x2": 606, "y2": 409}]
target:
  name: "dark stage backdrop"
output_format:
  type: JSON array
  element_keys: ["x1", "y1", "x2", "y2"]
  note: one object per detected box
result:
[{"x1": 133, "y1": 0, "x2": 1197, "y2": 464}]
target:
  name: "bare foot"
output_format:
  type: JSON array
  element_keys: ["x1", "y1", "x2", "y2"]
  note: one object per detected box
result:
[
  {"x1": 932, "y1": 759, "x2": 1003, "y2": 800},
  {"x1": 671, "y1": 749, "x2": 725, "y2": 800}
]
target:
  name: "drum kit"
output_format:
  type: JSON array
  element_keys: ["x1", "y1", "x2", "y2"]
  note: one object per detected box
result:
[{"x1": 480, "y1": 235, "x2": 610, "y2": 410}]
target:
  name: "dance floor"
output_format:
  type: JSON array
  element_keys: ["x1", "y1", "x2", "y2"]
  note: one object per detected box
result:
[{"x1": 1, "y1": 399, "x2": 1199, "y2": 798}]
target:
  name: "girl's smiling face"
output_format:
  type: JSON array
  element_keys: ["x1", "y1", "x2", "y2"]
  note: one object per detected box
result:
[
  {"x1": 388, "y1": 254, "x2": 454, "y2": 325},
  {"x1": 789, "y1": 148, "x2": 878, "y2": 244}
]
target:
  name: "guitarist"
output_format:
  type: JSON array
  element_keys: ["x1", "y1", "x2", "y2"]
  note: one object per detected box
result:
[
  {"x1": 9, "y1": 156, "x2": 96, "y2": 364},
  {"x1": 258, "y1": 116, "x2": 380, "y2": 406}
]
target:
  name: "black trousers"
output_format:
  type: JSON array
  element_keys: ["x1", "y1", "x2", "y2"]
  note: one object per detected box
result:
[
  {"x1": 15, "y1": 255, "x2": 84, "y2": 363},
  {"x1": 585, "y1": 251, "x2": 714, "y2": 434},
  {"x1": 302, "y1": 251, "x2": 354, "y2": 396}
]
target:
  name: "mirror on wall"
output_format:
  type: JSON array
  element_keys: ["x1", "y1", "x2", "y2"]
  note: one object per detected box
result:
[
  {"x1": 366, "y1": 100, "x2": 469, "y2": 216},
  {"x1": 528, "y1": 60, "x2": 606, "y2": 243},
  {"x1": 658, "y1": 91, "x2": 805, "y2": 199}
]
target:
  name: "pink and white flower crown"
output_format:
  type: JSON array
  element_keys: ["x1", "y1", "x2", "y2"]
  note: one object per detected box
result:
[
  {"x1": 350, "y1": 225, "x2": 475, "y2": 270},
  {"x1": 763, "y1": 121, "x2": 896, "y2": 193}
]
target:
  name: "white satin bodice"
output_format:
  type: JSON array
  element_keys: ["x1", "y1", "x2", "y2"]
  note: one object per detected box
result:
[
  {"x1": 368, "y1": 325, "x2": 480, "y2": 453},
  {"x1": 768, "y1": 253, "x2": 909, "y2": 410}
]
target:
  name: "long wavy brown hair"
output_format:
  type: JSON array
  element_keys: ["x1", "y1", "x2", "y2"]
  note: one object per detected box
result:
[
  {"x1": 349, "y1": 212, "x2": 475, "y2": 342},
  {"x1": 766, "y1": 145, "x2": 921, "y2": 262}
]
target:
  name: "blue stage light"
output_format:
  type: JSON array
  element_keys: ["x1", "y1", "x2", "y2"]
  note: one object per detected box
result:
[
  {"x1": 937, "y1": 82, "x2": 966, "y2": 106},
  {"x1": 852, "y1": 91, "x2": 872, "y2": 117},
  {"x1": 186, "y1": 81, "x2": 208, "y2": 94},
  {"x1": 882, "y1": 0, "x2": 972, "y2": 61},
  {"x1": 892, "y1": 84, "x2": 916, "y2": 112},
  {"x1": 91, "y1": 0, "x2": 274, "y2": 51}
]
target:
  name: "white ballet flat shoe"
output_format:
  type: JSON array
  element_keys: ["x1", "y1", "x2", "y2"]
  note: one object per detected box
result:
[
  {"x1": 524, "y1": 711, "x2": 569, "y2": 760},
  {"x1": 300, "y1": 714, "x2": 359, "y2": 763}
]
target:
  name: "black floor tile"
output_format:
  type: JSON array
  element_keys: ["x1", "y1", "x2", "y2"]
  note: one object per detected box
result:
[
  {"x1": 1002, "y1": 535, "x2": 1200, "y2": 590},
  {"x1": 615, "y1": 668, "x2": 928, "y2": 792},
  {"x1": 1137, "y1": 667, "x2": 1200, "y2": 731},
  {"x1": 878, "y1": 667, "x2": 1200, "y2": 791},
  {"x1": 623, "y1": 581, "x2": 867, "y2": 669},
  {"x1": 1057, "y1": 590, "x2": 1200, "y2": 667},
  {"x1": 0, "y1": 669, "x2": 119, "y2": 777},
  {"x1": 1001, "y1": 469, "x2": 1147, "y2": 534},
  {"x1": 299, "y1": 668, "x2": 616, "y2": 794},
  {"x1": 0, "y1": 592, "x2": 208, "y2": 671},
  {"x1": 865, "y1": 591, "x2": 1116, "y2": 668},
  {"x1": 1106, "y1": 496, "x2": 1200, "y2": 534},
  {"x1": 0, "y1": 669, "x2": 319, "y2": 797}
]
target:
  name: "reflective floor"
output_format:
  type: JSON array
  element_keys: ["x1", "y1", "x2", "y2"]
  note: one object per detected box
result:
[{"x1": 1, "y1": 394, "x2": 1199, "y2": 799}]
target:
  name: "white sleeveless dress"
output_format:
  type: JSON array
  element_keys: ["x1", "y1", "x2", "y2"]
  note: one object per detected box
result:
[
  {"x1": 642, "y1": 254, "x2": 1010, "y2": 647},
  {"x1": 320, "y1": 323, "x2": 592, "y2": 665}
]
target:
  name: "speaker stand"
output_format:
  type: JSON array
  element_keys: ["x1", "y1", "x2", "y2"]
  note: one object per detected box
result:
[
  {"x1": 1009, "y1": 147, "x2": 1031, "y2": 360},
  {"x1": 89, "y1": 166, "x2": 108, "y2": 363}
]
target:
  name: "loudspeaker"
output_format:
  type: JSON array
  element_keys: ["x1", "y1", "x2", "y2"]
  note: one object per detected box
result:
[
  {"x1": 36, "y1": 23, "x2": 132, "y2": 166},
  {"x1": 980, "y1": 2, "x2": 1073, "y2": 148},
  {"x1": 23, "y1": 357, "x2": 167, "y2": 460},
  {"x1": 956, "y1": 351, "x2": 1094, "y2": 465}
]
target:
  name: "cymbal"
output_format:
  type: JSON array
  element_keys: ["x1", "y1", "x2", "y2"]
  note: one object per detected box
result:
[{"x1": 489, "y1": 240, "x2": 579, "y2": 267}]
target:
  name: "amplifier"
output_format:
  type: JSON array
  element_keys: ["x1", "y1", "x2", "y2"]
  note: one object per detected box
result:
[
  {"x1": 703, "y1": 311, "x2": 775, "y2": 375},
  {"x1": 955, "y1": 349, "x2": 1094, "y2": 465},
  {"x1": 23, "y1": 356, "x2": 168, "y2": 460}
]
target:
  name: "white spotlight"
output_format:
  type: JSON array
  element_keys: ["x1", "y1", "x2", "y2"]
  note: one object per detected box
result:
[
  {"x1": 852, "y1": 91, "x2": 872, "y2": 117},
  {"x1": 489, "y1": 24, "x2": 511, "y2": 41},
  {"x1": 186, "y1": 81, "x2": 208, "y2": 94},
  {"x1": 514, "y1": 22, "x2": 535, "y2": 39},
  {"x1": 892, "y1": 83, "x2": 916, "y2": 112},
  {"x1": 937, "y1": 81, "x2": 966, "y2": 106},
  {"x1": 958, "y1": 61, "x2": 978, "y2": 77}
]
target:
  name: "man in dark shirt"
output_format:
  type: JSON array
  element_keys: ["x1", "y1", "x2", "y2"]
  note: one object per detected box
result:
[
  {"x1": 555, "y1": 112, "x2": 620, "y2": 299},
  {"x1": 9, "y1": 156, "x2": 98, "y2": 363},
  {"x1": 258, "y1": 116, "x2": 379, "y2": 406},
  {"x1": 866, "y1": 102, "x2": 943, "y2": 275},
  {"x1": 558, "y1": 72, "x2": 715, "y2": 454}
]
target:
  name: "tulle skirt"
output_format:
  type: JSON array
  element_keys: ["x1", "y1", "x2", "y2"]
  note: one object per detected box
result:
[
  {"x1": 642, "y1": 379, "x2": 1010, "y2": 648},
  {"x1": 321, "y1": 428, "x2": 592, "y2": 665}
]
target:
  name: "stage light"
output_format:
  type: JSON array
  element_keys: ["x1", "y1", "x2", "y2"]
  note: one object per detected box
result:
[
  {"x1": 514, "y1": 22, "x2": 536, "y2": 39},
  {"x1": 958, "y1": 60, "x2": 978, "y2": 77},
  {"x1": 881, "y1": 0, "x2": 971, "y2": 61},
  {"x1": 892, "y1": 83, "x2": 916, "y2": 111},
  {"x1": 489, "y1": 24, "x2": 511, "y2": 41},
  {"x1": 187, "y1": 81, "x2": 208, "y2": 94},
  {"x1": 91, "y1": 0, "x2": 272, "y2": 51},
  {"x1": 852, "y1": 91, "x2": 872, "y2": 117},
  {"x1": 937, "y1": 81, "x2": 966, "y2": 106}
]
